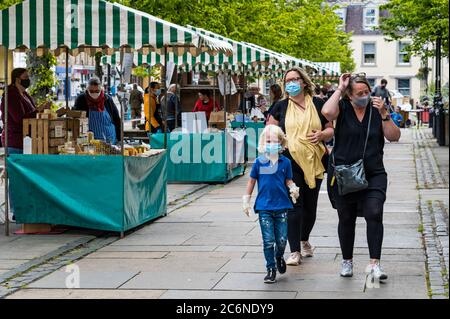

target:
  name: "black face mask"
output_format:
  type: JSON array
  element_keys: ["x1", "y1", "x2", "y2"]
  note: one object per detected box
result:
[{"x1": 20, "y1": 79, "x2": 31, "y2": 88}]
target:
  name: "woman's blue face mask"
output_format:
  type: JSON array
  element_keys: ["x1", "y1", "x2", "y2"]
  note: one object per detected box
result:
[{"x1": 285, "y1": 81, "x2": 302, "y2": 97}]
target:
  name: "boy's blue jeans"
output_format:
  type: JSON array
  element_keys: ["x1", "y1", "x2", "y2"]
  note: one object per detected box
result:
[{"x1": 257, "y1": 209, "x2": 288, "y2": 270}]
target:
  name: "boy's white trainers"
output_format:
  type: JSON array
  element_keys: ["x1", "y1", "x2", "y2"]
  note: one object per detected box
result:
[
  {"x1": 365, "y1": 262, "x2": 388, "y2": 280},
  {"x1": 340, "y1": 260, "x2": 353, "y2": 277},
  {"x1": 286, "y1": 251, "x2": 302, "y2": 266},
  {"x1": 301, "y1": 241, "x2": 315, "y2": 257}
]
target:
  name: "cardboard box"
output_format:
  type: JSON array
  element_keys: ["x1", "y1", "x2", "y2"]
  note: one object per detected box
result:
[
  {"x1": 209, "y1": 111, "x2": 226, "y2": 130},
  {"x1": 21, "y1": 223, "x2": 53, "y2": 233},
  {"x1": 66, "y1": 110, "x2": 87, "y2": 118}
]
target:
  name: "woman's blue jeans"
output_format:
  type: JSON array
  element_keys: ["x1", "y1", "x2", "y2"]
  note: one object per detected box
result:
[{"x1": 257, "y1": 209, "x2": 288, "y2": 270}]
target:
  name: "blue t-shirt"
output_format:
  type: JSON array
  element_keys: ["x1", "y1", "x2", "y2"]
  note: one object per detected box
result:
[{"x1": 250, "y1": 155, "x2": 294, "y2": 212}]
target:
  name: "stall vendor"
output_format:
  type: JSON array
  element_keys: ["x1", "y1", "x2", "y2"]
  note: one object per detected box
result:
[
  {"x1": 74, "y1": 77, "x2": 121, "y2": 144},
  {"x1": 144, "y1": 82, "x2": 163, "y2": 133},
  {"x1": 192, "y1": 89, "x2": 220, "y2": 121},
  {"x1": 1, "y1": 68, "x2": 50, "y2": 153}
]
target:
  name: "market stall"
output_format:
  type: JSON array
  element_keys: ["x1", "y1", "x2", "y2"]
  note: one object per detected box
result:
[
  {"x1": 150, "y1": 131, "x2": 245, "y2": 183},
  {"x1": 0, "y1": 0, "x2": 233, "y2": 235}
]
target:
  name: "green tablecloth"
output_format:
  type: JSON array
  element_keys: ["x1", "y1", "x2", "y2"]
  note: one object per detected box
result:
[
  {"x1": 150, "y1": 132, "x2": 245, "y2": 183},
  {"x1": 230, "y1": 121, "x2": 265, "y2": 160},
  {"x1": 7, "y1": 152, "x2": 167, "y2": 232}
]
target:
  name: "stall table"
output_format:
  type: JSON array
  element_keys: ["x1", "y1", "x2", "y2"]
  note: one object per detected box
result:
[
  {"x1": 7, "y1": 151, "x2": 167, "y2": 233},
  {"x1": 150, "y1": 132, "x2": 245, "y2": 183},
  {"x1": 230, "y1": 121, "x2": 265, "y2": 160}
]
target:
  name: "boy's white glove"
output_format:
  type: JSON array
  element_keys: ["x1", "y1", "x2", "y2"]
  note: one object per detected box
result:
[
  {"x1": 242, "y1": 195, "x2": 253, "y2": 217},
  {"x1": 288, "y1": 183, "x2": 300, "y2": 204}
]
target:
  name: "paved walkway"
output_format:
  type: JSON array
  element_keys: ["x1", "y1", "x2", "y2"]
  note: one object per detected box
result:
[
  {"x1": 5, "y1": 128, "x2": 445, "y2": 299},
  {"x1": 0, "y1": 183, "x2": 207, "y2": 296}
]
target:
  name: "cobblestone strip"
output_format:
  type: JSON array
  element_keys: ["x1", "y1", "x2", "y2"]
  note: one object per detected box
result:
[
  {"x1": 419, "y1": 201, "x2": 449, "y2": 299},
  {"x1": 414, "y1": 128, "x2": 449, "y2": 299},
  {"x1": 414, "y1": 129, "x2": 447, "y2": 189}
]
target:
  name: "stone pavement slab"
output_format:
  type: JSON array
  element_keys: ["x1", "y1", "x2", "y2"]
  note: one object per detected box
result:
[
  {"x1": 7, "y1": 288, "x2": 166, "y2": 299},
  {"x1": 27, "y1": 270, "x2": 140, "y2": 289},
  {"x1": 120, "y1": 272, "x2": 226, "y2": 290},
  {"x1": 160, "y1": 290, "x2": 297, "y2": 299}
]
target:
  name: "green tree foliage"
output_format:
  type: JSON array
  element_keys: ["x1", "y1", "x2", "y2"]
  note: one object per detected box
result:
[
  {"x1": 116, "y1": 0, "x2": 355, "y2": 72},
  {"x1": 379, "y1": 0, "x2": 449, "y2": 58},
  {"x1": 0, "y1": 0, "x2": 22, "y2": 10},
  {"x1": 27, "y1": 51, "x2": 58, "y2": 104}
]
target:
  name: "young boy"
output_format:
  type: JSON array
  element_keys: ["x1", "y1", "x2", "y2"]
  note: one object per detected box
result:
[{"x1": 243, "y1": 125, "x2": 300, "y2": 283}]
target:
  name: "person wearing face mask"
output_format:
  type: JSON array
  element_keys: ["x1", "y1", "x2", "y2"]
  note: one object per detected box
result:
[
  {"x1": 1, "y1": 68, "x2": 50, "y2": 153},
  {"x1": 268, "y1": 67, "x2": 335, "y2": 266},
  {"x1": 73, "y1": 77, "x2": 121, "y2": 144},
  {"x1": 144, "y1": 82, "x2": 163, "y2": 133},
  {"x1": 243, "y1": 124, "x2": 299, "y2": 283},
  {"x1": 371, "y1": 79, "x2": 392, "y2": 112},
  {"x1": 322, "y1": 73, "x2": 400, "y2": 281}
]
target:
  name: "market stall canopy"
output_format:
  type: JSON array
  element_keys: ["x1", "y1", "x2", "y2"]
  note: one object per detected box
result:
[
  {"x1": 102, "y1": 51, "x2": 285, "y2": 77},
  {"x1": 185, "y1": 25, "x2": 288, "y2": 67},
  {"x1": 0, "y1": 0, "x2": 233, "y2": 56},
  {"x1": 241, "y1": 42, "x2": 318, "y2": 73},
  {"x1": 314, "y1": 62, "x2": 341, "y2": 77}
]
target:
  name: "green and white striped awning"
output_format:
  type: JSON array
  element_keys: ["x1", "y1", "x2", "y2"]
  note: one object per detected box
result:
[
  {"x1": 186, "y1": 25, "x2": 287, "y2": 67},
  {"x1": 0, "y1": 0, "x2": 233, "y2": 56},
  {"x1": 313, "y1": 62, "x2": 341, "y2": 77},
  {"x1": 102, "y1": 51, "x2": 285, "y2": 77}
]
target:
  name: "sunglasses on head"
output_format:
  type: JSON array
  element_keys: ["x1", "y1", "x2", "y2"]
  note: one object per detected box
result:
[{"x1": 350, "y1": 72, "x2": 367, "y2": 79}]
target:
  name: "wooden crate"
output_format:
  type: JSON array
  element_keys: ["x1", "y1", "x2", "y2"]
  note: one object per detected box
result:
[
  {"x1": 23, "y1": 118, "x2": 67, "y2": 154},
  {"x1": 65, "y1": 118, "x2": 89, "y2": 140}
]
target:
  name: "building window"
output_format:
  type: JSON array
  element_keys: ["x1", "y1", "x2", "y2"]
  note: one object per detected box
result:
[
  {"x1": 397, "y1": 78, "x2": 411, "y2": 96},
  {"x1": 367, "y1": 78, "x2": 376, "y2": 88},
  {"x1": 334, "y1": 8, "x2": 346, "y2": 30},
  {"x1": 398, "y1": 41, "x2": 411, "y2": 65},
  {"x1": 363, "y1": 7, "x2": 378, "y2": 30},
  {"x1": 362, "y1": 42, "x2": 376, "y2": 65}
]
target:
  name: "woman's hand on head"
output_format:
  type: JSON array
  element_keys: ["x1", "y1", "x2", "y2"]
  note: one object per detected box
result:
[{"x1": 338, "y1": 73, "x2": 351, "y2": 91}]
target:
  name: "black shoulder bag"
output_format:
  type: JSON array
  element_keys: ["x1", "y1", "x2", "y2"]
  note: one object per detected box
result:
[{"x1": 331, "y1": 105, "x2": 372, "y2": 196}]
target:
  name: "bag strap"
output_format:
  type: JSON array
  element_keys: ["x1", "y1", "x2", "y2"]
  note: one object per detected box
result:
[
  {"x1": 362, "y1": 104, "x2": 372, "y2": 159},
  {"x1": 332, "y1": 102, "x2": 373, "y2": 166}
]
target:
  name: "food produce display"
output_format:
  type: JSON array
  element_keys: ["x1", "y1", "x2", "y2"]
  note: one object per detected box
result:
[{"x1": 23, "y1": 109, "x2": 151, "y2": 156}]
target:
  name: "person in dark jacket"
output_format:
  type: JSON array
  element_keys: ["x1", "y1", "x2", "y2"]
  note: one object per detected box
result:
[
  {"x1": 160, "y1": 84, "x2": 181, "y2": 132},
  {"x1": 0, "y1": 68, "x2": 49, "y2": 153},
  {"x1": 73, "y1": 77, "x2": 121, "y2": 144}
]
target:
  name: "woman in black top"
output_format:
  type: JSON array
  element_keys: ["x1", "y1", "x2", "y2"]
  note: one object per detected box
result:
[
  {"x1": 263, "y1": 84, "x2": 283, "y2": 122},
  {"x1": 268, "y1": 67, "x2": 334, "y2": 266},
  {"x1": 322, "y1": 73, "x2": 400, "y2": 280}
]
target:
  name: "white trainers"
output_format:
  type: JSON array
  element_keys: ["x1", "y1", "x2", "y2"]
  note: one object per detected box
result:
[
  {"x1": 286, "y1": 251, "x2": 302, "y2": 266},
  {"x1": 340, "y1": 260, "x2": 353, "y2": 277},
  {"x1": 365, "y1": 262, "x2": 388, "y2": 280},
  {"x1": 301, "y1": 241, "x2": 315, "y2": 257}
]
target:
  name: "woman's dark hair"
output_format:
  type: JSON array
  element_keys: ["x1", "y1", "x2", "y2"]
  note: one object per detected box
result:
[
  {"x1": 320, "y1": 86, "x2": 328, "y2": 95},
  {"x1": 342, "y1": 75, "x2": 372, "y2": 100},
  {"x1": 11, "y1": 68, "x2": 28, "y2": 85},
  {"x1": 270, "y1": 84, "x2": 283, "y2": 102},
  {"x1": 199, "y1": 89, "x2": 211, "y2": 97}
]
